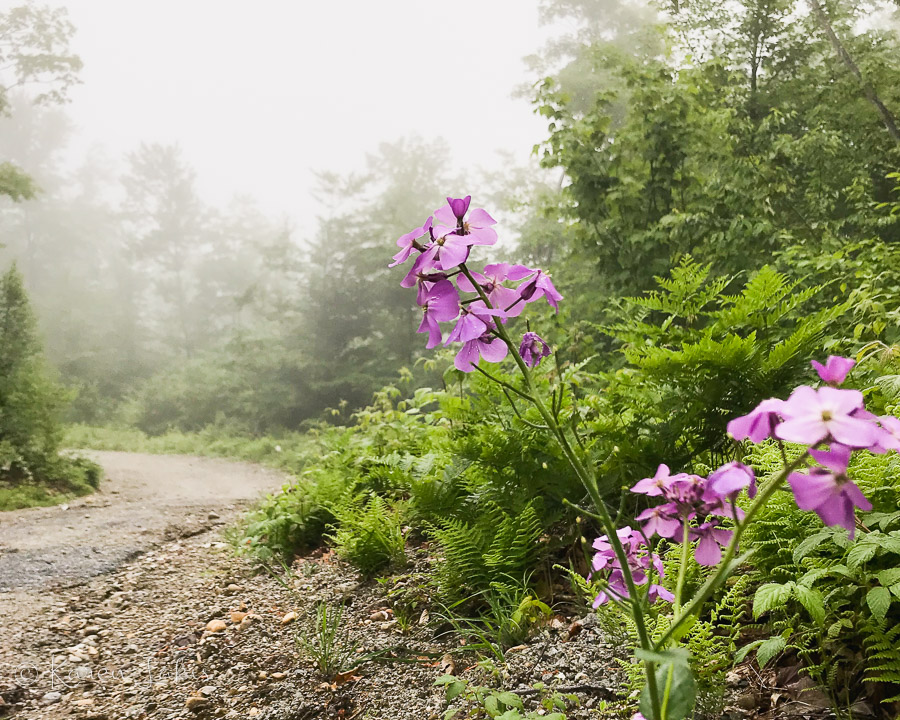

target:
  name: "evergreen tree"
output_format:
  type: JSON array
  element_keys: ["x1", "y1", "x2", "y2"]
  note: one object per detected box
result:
[{"x1": 0, "y1": 263, "x2": 84, "y2": 484}]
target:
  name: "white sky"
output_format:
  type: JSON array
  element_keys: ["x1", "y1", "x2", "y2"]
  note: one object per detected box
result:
[{"x1": 53, "y1": 0, "x2": 555, "y2": 227}]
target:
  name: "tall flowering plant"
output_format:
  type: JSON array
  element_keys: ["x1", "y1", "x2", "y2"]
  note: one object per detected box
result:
[{"x1": 390, "y1": 196, "x2": 900, "y2": 720}]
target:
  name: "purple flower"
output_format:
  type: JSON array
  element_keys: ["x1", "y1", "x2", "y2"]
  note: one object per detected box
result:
[
  {"x1": 811, "y1": 355, "x2": 856, "y2": 386},
  {"x1": 776, "y1": 386, "x2": 879, "y2": 448},
  {"x1": 390, "y1": 216, "x2": 433, "y2": 268},
  {"x1": 433, "y1": 198, "x2": 498, "y2": 250},
  {"x1": 708, "y1": 461, "x2": 757, "y2": 500},
  {"x1": 446, "y1": 195, "x2": 471, "y2": 220},
  {"x1": 445, "y1": 302, "x2": 505, "y2": 345},
  {"x1": 635, "y1": 506, "x2": 681, "y2": 539},
  {"x1": 416, "y1": 280, "x2": 459, "y2": 349},
  {"x1": 400, "y1": 245, "x2": 442, "y2": 288},
  {"x1": 518, "y1": 332, "x2": 551, "y2": 368},
  {"x1": 590, "y1": 527, "x2": 670, "y2": 607},
  {"x1": 454, "y1": 332, "x2": 508, "y2": 372},
  {"x1": 788, "y1": 444, "x2": 872, "y2": 538},
  {"x1": 631, "y1": 464, "x2": 683, "y2": 497},
  {"x1": 508, "y1": 265, "x2": 564, "y2": 312},
  {"x1": 691, "y1": 521, "x2": 733, "y2": 566},
  {"x1": 873, "y1": 415, "x2": 900, "y2": 453},
  {"x1": 457, "y1": 263, "x2": 524, "y2": 317},
  {"x1": 727, "y1": 398, "x2": 787, "y2": 443}
]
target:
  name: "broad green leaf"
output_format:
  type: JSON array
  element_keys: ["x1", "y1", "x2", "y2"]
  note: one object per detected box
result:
[
  {"x1": 639, "y1": 662, "x2": 696, "y2": 720},
  {"x1": 866, "y1": 586, "x2": 892, "y2": 622},
  {"x1": 446, "y1": 680, "x2": 466, "y2": 702},
  {"x1": 877, "y1": 569, "x2": 900, "y2": 586},
  {"x1": 794, "y1": 585, "x2": 825, "y2": 625},
  {"x1": 846, "y1": 541, "x2": 878, "y2": 569},
  {"x1": 734, "y1": 640, "x2": 764, "y2": 664},
  {"x1": 756, "y1": 635, "x2": 787, "y2": 667},
  {"x1": 495, "y1": 692, "x2": 524, "y2": 711},
  {"x1": 753, "y1": 582, "x2": 794, "y2": 618},
  {"x1": 434, "y1": 675, "x2": 457, "y2": 686}
]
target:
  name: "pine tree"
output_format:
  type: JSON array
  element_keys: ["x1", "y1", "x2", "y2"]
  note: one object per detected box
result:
[{"x1": 0, "y1": 263, "x2": 70, "y2": 482}]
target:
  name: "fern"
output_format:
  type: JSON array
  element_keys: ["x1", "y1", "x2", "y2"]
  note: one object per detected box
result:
[{"x1": 863, "y1": 621, "x2": 900, "y2": 702}]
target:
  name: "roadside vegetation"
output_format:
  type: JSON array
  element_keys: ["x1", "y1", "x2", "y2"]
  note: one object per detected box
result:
[{"x1": 5, "y1": 0, "x2": 900, "y2": 717}]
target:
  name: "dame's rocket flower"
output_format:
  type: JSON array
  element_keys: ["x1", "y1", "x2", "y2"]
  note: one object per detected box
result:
[
  {"x1": 433, "y1": 196, "x2": 499, "y2": 248},
  {"x1": 788, "y1": 444, "x2": 872, "y2": 537},
  {"x1": 457, "y1": 263, "x2": 523, "y2": 316},
  {"x1": 454, "y1": 331, "x2": 508, "y2": 372},
  {"x1": 508, "y1": 265, "x2": 563, "y2": 312},
  {"x1": 444, "y1": 302, "x2": 505, "y2": 345},
  {"x1": 518, "y1": 332, "x2": 551, "y2": 368},
  {"x1": 631, "y1": 464, "x2": 684, "y2": 497},
  {"x1": 811, "y1": 355, "x2": 856, "y2": 386},
  {"x1": 416, "y1": 279, "x2": 459, "y2": 349},
  {"x1": 726, "y1": 398, "x2": 787, "y2": 443},
  {"x1": 707, "y1": 461, "x2": 756, "y2": 501},
  {"x1": 691, "y1": 521, "x2": 733, "y2": 566},
  {"x1": 775, "y1": 386, "x2": 878, "y2": 448},
  {"x1": 390, "y1": 216, "x2": 433, "y2": 268}
]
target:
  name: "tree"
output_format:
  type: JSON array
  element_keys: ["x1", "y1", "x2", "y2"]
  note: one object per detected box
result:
[
  {"x1": 0, "y1": 1, "x2": 81, "y2": 201},
  {"x1": 0, "y1": 264, "x2": 71, "y2": 482}
]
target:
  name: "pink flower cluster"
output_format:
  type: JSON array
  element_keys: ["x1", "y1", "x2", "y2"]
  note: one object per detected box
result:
[
  {"x1": 630, "y1": 462, "x2": 753, "y2": 566},
  {"x1": 593, "y1": 355, "x2": 900, "y2": 609},
  {"x1": 727, "y1": 356, "x2": 899, "y2": 537},
  {"x1": 390, "y1": 195, "x2": 562, "y2": 372},
  {"x1": 590, "y1": 527, "x2": 673, "y2": 607}
]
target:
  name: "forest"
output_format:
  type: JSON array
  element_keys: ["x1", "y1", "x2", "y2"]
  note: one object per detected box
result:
[{"x1": 3, "y1": 0, "x2": 900, "y2": 719}]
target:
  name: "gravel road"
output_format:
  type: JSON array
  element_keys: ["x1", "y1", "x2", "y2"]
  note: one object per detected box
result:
[{"x1": 0, "y1": 451, "x2": 287, "y2": 593}]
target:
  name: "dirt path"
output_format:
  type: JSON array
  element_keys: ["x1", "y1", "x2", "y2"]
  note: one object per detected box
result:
[{"x1": 0, "y1": 451, "x2": 287, "y2": 594}]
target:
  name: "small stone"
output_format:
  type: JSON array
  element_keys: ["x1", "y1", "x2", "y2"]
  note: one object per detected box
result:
[
  {"x1": 208, "y1": 512, "x2": 221, "y2": 520},
  {"x1": 200, "y1": 685, "x2": 217, "y2": 696},
  {"x1": 280, "y1": 611, "x2": 298, "y2": 625},
  {"x1": 185, "y1": 695, "x2": 210, "y2": 711},
  {"x1": 271, "y1": 672, "x2": 286, "y2": 680},
  {"x1": 230, "y1": 611, "x2": 248, "y2": 624},
  {"x1": 42, "y1": 691, "x2": 63, "y2": 704},
  {"x1": 224, "y1": 583, "x2": 241, "y2": 594},
  {"x1": 206, "y1": 619, "x2": 227, "y2": 633}
]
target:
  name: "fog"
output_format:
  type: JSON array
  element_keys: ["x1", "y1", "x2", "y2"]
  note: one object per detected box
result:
[
  {"x1": 60, "y1": 0, "x2": 553, "y2": 225},
  {"x1": 0, "y1": 0, "x2": 590, "y2": 431}
]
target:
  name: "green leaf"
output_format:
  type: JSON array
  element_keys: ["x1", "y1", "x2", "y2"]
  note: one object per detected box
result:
[
  {"x1": 483, "y1": 695, "x2": 499, "y2": 716},
  {"x1": 446, "y1": 680, "x2": 467, "y2": 702},
  {"x1": 495, "y1": 692, "x2": 524, "y2": 711},
  {"x1": 734, "y1": 640, "x2": 764, "y2": 664},
  {"x1": 794, "y1": 585, "x2": 825, "y2": 626},
  {"x1": 756, "y1": 635, "x2": 787, "y2": 667},
  {"x1": 434, "y1": 675, "x2": 458, "y2": 686},
  {"x1": 846, "y1": 541, "x2": 878, "y2": 569},
  {"x1": 877, "y1": 569, "x2": 900, "y2": 587},
  {"x1": 867, "y1": 587, "x2": 892, "y2": 622},
  {"x1": 753, "y1": 582, "x2": 794, "y2": 618},
  {"x1": 793, "y1": 530, "x2": 833, "y2": 563},
  {"x1": 639, "y1": 662, "x2": 696, "y2": 720}
]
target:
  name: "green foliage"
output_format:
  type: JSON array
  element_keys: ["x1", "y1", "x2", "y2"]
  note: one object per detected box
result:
[
  {"x1": 585, "y1": 260, "x2": 840, "y2": 495},
  {"x1": 327, "y1": 495, "x2": 407, "y2": 576},
  {"x1": 742, "y1": 405, "x2": 900, "y2": 706},
  {"x1": 0, "y1": 264, "x2": 98, "y2": 499},
  {"x1": 435, "y1": 674, "x2": 575, "y2": 720},
  {"x1": 297, "y1": 602, "x2": 359, "y2": 679},
  {"x1": 428, "y1": 501, "x2": 546, "y2": 603}
]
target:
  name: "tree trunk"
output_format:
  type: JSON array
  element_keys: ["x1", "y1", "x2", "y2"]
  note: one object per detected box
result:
[{"x1": 806, "y1": 0, "x2": 900, "y2": 146}]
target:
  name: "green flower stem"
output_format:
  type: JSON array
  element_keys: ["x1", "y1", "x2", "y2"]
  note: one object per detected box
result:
[
  {"x1": 653, "y1": 452, "x2": 809, "y2": 651},
  {"x1": 673, "y1": 519, "x2": 692, "y2": 615},
  {"x1": 456, "y1": 263, "x2": 664, "y2": 720}
]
